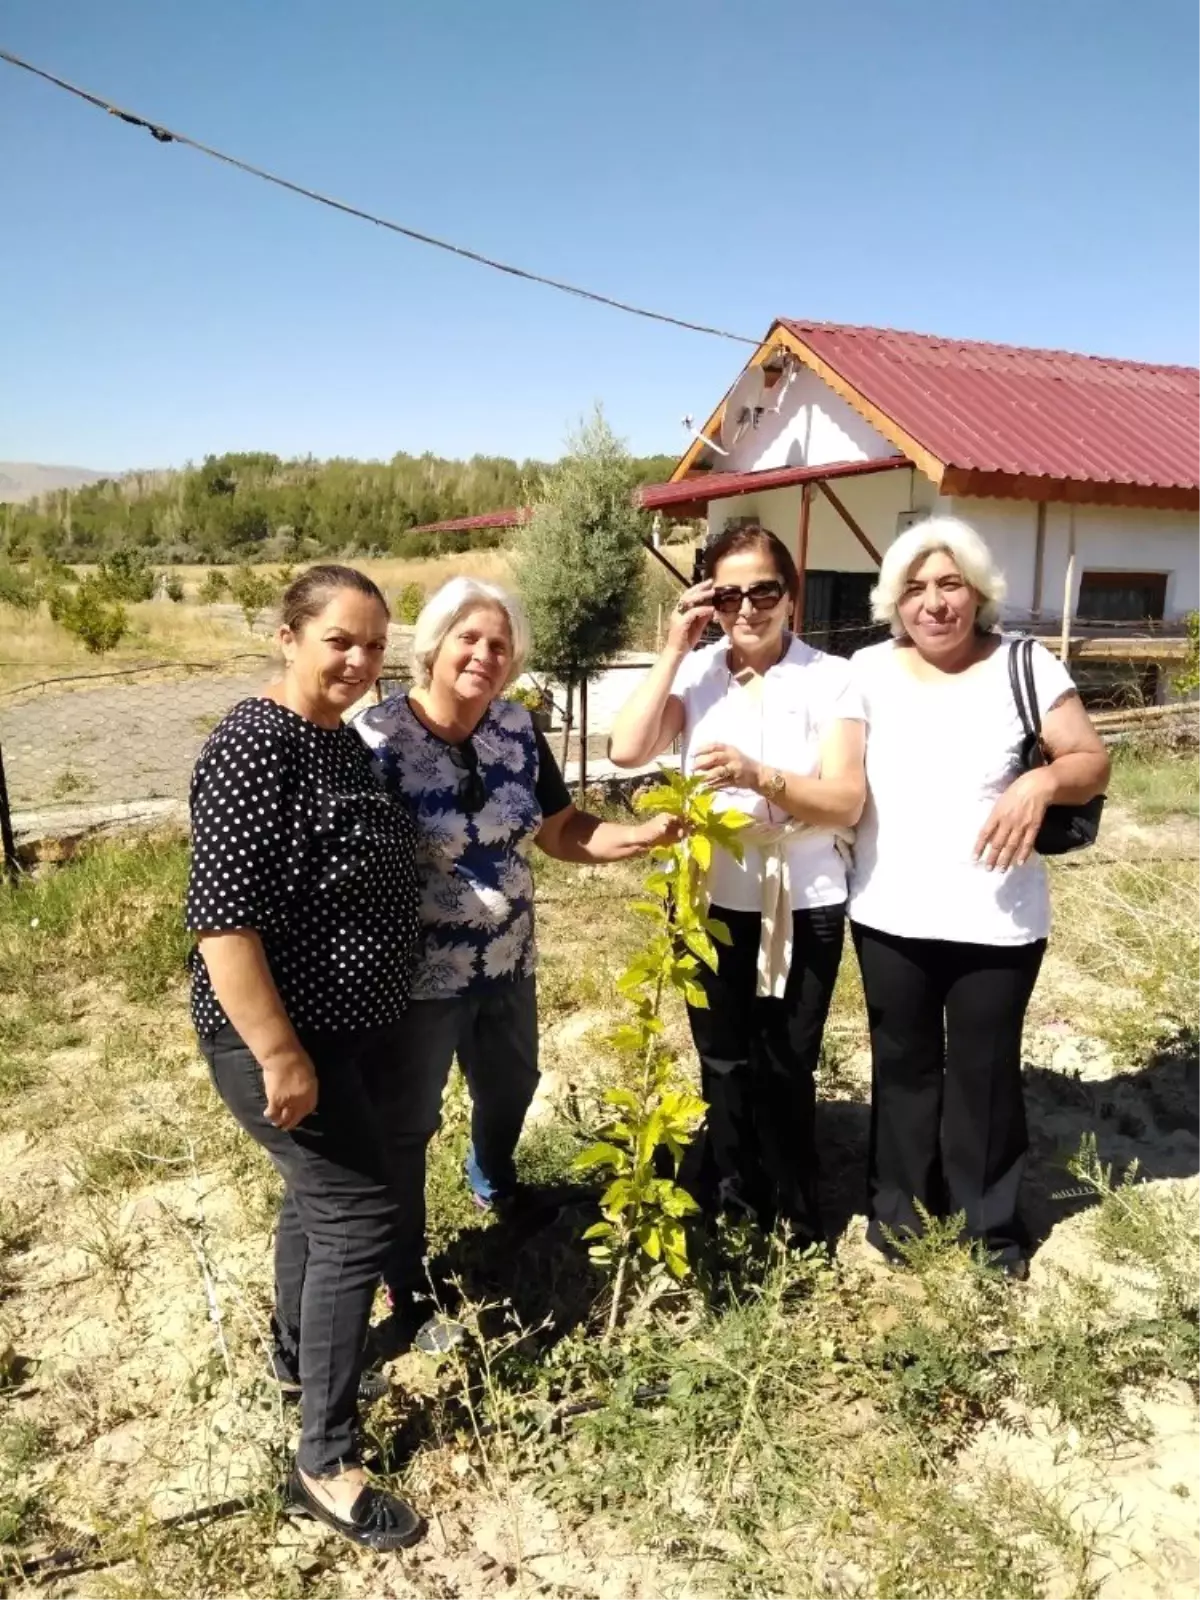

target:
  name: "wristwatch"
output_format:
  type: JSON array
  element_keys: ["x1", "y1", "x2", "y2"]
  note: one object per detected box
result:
[{"x1": 759, "y1": 767, "x2": 786, "y2": 802}]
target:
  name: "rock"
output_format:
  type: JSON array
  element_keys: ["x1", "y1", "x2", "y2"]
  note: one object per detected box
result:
[{"x1": 92, "y1": 1421, "x2": 148, "y2": 1464}]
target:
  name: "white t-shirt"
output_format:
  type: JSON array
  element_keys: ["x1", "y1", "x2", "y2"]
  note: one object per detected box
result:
[
  {"x1": 672, "y1": 635, "x2": 865, "y2": 912},
  {"x1": 848, "y1": 636, "x2": 1077, "y2": 945}
]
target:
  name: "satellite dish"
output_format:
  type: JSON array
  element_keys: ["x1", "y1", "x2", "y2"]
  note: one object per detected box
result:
[{"x1": 719, "y1": 367, "x2": 767, "y2": 451}]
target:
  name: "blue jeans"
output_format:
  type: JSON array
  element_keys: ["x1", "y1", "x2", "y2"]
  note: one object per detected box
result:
[{"x1": 407, "y1": 977, "x2": 540, "y2": 1203}]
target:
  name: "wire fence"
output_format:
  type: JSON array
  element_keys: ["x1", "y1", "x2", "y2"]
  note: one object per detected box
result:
[{"x1": 0, "y1": 618, "x2": 1191, "y2": 878}]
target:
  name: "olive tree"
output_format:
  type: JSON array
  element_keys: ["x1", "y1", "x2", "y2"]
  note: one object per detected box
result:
[{"x1": 515, "y1": 408, "x2": 650, "y2": 778}]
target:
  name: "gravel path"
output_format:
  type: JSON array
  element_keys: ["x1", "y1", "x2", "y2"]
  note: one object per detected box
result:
[{"x1": 0, "y1": 664, "x2": 276, "y2": 808}]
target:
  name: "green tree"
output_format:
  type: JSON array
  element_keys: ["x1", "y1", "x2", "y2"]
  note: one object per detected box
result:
[
  {"x1": 515, "y1": 408, "x2": 650, "y2": 767},
  {"x1": 54, "y1": 580, "x2": 128, "y2": 654}
]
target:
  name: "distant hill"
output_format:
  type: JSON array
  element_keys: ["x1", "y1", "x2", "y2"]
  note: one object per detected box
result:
[{"x1": 0, "y1": 463, "x2": 108, "y2": 504}]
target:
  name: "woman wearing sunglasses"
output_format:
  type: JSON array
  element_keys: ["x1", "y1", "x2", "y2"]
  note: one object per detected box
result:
[
  {"x1": 357, "y1": 577, "x2": 678, "y2": 1236},
  {"x1": 610, "y1": 523, "x2": 866, "y2": 1249}
]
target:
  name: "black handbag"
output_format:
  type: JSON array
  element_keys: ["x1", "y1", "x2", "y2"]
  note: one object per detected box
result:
[{"x1": 1008, "y1": 638, "x2": 1105, "y2": 856}]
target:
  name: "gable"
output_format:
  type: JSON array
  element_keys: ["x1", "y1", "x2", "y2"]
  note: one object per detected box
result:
[{"x1": 720, "y1": 365, "x2": 898, "y2": 474}]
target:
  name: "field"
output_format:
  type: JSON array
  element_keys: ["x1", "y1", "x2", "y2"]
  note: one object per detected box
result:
[{"x1": 0, "y1": 745, "x2": 1195, "y2": 1600}]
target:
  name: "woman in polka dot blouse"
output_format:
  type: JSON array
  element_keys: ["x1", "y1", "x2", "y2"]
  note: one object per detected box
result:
[
  {"x1": 357, "y1": 577, "x2": 680, "y2": 1241},
  {"x1": 185, "y1": 565, "x2": 425, "y2": 1551}
]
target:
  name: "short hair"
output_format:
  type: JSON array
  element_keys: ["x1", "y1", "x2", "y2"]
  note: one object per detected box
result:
[
  {"x1": 871, "y1": 515, "x2": 1007, "y2": 635},
  {"x1": 280, "y1": 564, "x2": 389, "y2": 634},
  {"x1": 702, "y1": 520, "x2": 800, "y2": 601},
  {"x1": 410, "y1": 577, "x2": 530, "y2": 690}
]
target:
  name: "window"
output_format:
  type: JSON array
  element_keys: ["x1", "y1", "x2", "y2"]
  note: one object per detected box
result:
[{"x1": 1076, "y1": 571, "x2": 1167, "y2": 624}]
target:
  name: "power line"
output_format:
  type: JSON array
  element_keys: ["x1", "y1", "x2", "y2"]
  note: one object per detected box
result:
[{"x1": 0, "y1": 47, "x2": 759, "y2": 348}]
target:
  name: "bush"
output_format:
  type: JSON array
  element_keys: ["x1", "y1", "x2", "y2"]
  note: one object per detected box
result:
[
  {"x1": 163, "y1": 574, "x2": 185, "y2": 603},
  {"x1": 94, "y1": 548, "x2": 154, "y2": 603},
  {"x1": 0, "y1": 564, "x2": 40, "y2": 612},
  {"x1": 229, "y1": 565, "x2": 280, "y2": 626},
  {"x1": 395, "y1": 581, "x2": 425, "y2": 624},
  {"x1": 54, "y1": 579, "x2": 128, "y2": 653},
  {"x1": 198, "y1": 568, "x2": 230, "y2": 603}
]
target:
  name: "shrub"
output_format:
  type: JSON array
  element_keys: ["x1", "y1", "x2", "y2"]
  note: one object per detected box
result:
[
  {"x1": 94, "y1": 548, "x2": 154, "y2": 602},
  {"x1": 54, "y1": 579, "x2": 128, "y2": 653},
  {"x1": 0, "y1": 564, "x2": 40, "y2": 612},
  {"x1": 163, "y1": 574, "x2": 185, "y2": 603},
  {"x1": 395, "y1": 581, "x2": 426, "y2": 624},
  {"x1": 228, "y1": 566, "x2": 280, "y2": 626},
  {"x1": 198, "y1": 568, "x2": 230, "y2": 603}
]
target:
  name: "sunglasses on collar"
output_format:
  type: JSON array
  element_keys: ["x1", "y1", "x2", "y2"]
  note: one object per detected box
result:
[
  {"x1": 711, "y1": 580, "x2": 787, "y2": 615},
  {"x1": 448, "y1": 737, "x2": 486, "y2": 814}
]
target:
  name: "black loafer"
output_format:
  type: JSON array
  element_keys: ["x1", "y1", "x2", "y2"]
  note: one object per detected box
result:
[{"x1": 286, "y1": 1468, "x2": 424, "y2": 1551}]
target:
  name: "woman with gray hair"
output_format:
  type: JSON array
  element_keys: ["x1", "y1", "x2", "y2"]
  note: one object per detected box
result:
[
  {"x1": 357, "y1": 577, "x2": 678, "y2": 1252},
  {"x1": 850, "y1": 516, "x2": 1108, "y2": 1276}
]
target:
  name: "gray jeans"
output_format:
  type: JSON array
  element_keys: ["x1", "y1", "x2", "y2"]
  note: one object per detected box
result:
[
  {"x1": 407, "y1": 976, "x2": 540, "y2": 1204},
  {"x1": 199, "y1": 1020, "x2": 440, "y2": 1475}
]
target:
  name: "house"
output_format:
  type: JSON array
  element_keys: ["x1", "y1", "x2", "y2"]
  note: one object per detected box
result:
[{"x1": 638, "y1": 319, "x2": 1198, "y2": 695}]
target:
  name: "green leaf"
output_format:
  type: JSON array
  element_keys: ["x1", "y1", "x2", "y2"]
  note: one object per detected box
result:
[
  {"x1": 682, "y1": 927, "x2": 717, "y2": 968},
  {"x1": 635, "y1": 1222, "x2": 663, "y2": 1261},
  {"x1": 602, "y1": 1086, "x2": 640, "y2": 1112},
  {"x1": 683, "y1": 982, "x2": 708, "y2": 1008},
  {"x1": 705, "y1": 916, "x2": 733, "y2": 946},
  {"x1": 691, "y1": 834, "x2": 712, "y2": 872},
  {"x1": 634, "y1": 785, "x2": 682, "y2": 814},
  {"x1": 582, "y1": 1220, "x2": 615, "y2": 1241},
  {"x1": 572, "y1": 1142, "x2": 628, "y2": 1173}
]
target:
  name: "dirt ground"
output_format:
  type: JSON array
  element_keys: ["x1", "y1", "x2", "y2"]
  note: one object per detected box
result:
[{"x1": 0, "y1": 785, "x2": 1196, "y2": 1598}]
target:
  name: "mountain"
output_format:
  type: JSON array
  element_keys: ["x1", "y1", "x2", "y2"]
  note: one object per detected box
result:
[{"x1": 0, "y1": 463, "x2": 108, "y2": 504}]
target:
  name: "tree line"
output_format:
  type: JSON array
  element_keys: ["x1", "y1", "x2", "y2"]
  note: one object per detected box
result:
[{"x1": 0, "y1": 448, "x2": 678, "y2": 564}]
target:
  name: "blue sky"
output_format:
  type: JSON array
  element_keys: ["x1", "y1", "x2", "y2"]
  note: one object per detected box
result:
[{"x1": 1, "y1": 0, "x2": 1196, "y2": 472}]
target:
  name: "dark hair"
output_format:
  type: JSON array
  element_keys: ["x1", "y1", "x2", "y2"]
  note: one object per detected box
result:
[
  {"x1": 701, "y1": 522, "x2": 799, "y2": 601},
  {"x1": 280, "y1": 564, "x2": 389, "y2": 634}
]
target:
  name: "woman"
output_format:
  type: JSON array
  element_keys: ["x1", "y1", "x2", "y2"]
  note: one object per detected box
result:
[
  {"x1": 357, "y1": 577, "x2": 678, "y2": 1219},
  {"x1": 609, "y1": 523, "x2": 866, "y2": 1247},
  {"x1": 849, "y1": 516, "x2": 1109, "y2": 1276},
  {"x1": 186, "y1": 565, "x2": 427, "y2": 1551}
]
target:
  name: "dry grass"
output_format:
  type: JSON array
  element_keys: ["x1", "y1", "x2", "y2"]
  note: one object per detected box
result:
[
  {"x1": 0, "y1": 767, "x2": 1194, "y2": 1598},
  {"x1": 0, "y1": 604, "x2": 256, "y2": 694}
]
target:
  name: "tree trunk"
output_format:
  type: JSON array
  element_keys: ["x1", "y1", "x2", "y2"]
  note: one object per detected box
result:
[
  {"x1": 577, "y1": 676, "x2": 589, "y2": 804},
  {"x1": 559, "y1": 677, "x2": 574, "y2": 771}
]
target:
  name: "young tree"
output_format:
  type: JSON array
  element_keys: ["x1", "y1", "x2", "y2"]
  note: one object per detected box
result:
[{"x1": 516, "y1": 408, "x2": 650, "y2": 777}]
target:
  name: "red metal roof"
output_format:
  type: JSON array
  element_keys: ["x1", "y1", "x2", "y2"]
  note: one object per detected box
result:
[
  {"x1": 780, "y1": 320, "x2": 1199, "y2": 498},
  {"x1": 405, "y1": 509, "x2": 529, "y2": 534},
  {"x1": 638, "y1": 454, "x2": 908, "y2": 511}
]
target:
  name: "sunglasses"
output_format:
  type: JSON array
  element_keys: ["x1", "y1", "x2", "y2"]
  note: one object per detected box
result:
[
  {"x1": 711, "y1": 580, "x2": 786, "y2": 615},
  {"x1": 448, "y1": 737, "x2": 486, "y2": 814}
]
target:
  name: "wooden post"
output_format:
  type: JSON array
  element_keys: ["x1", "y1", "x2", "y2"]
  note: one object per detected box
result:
[
  {"x1": 1059, "y1": 507, "x2": 1076, "y2": 664},
  {"x1": 577, "y1": 676, "x2": 589, "y2": 804},
  {"x1": 792, "y1": 482, "x2": 812, "y2": 634},
  {"x1": 1031, "y1": 501, "x2": 1047, "y2": 621}
]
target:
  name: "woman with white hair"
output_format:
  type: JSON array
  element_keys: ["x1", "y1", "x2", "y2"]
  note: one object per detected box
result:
[
  {"x1": 356, "y1": 576, "x2": 677, "y2": 1252},
  {"x1": 849, "y1": 516, "x2": 1109, "y2": 1276}
]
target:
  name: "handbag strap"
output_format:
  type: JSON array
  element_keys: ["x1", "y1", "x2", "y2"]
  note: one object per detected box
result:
[
  {"x1": 1019, "y1": 637, "x2": 1043, "y2": 737},
  {"x1": 1007, "y1": 639, "x2": 1037, "y2": 742}
]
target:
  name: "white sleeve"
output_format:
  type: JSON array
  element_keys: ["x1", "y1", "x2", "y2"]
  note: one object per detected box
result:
[
  {"x1": 667, "y1": 646, "x2": 707, "y2": 727},
  {"x1": 818, "y1": 656, "x2": 866, "y2": 731},
  {"x1": 1027, "y1": 642, "x2": 1078, "y2": 720}
]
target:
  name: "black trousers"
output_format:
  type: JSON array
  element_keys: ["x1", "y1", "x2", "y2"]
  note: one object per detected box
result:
[
  {"x1": 199, "y1": 1020, "x2": 444, "y2": 1476},
  {"x1": 685, "y1": 904, "x2": 845, "y2": 1244},
  {"x1": 852, "y1": 923, "x2": 1046, "y2": 1267}
]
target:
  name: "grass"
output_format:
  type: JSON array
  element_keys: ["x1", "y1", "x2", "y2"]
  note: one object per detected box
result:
[
  {"x1": 1108, "y1": 740, "x2": 1199, "y2": 822},
  {"x1": 0, "y1": 755, "x2": 1194, "y2": 1597},
  {"x1": 0, "y1": 542, "x2": 701, "y2": 697}
]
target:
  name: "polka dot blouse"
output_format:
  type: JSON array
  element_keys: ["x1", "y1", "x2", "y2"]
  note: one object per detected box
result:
[{"x1": 185, "y1": 697, "x2": 420, "y2": 1038}]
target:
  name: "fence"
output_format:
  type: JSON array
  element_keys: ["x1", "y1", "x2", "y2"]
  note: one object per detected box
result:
[{"x1": 0, "y1": 617, "x2": 1194, "y2": 879}]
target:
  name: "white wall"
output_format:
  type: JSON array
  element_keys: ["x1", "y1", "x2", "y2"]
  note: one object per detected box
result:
[
  {"x1": 943, "y1": 499, "x2": 1200, "y2": 620},
  {"x1": 723, "y1": 367, "x2": 896, "y2": 473},
  {"x1": 706, "y1": 465, "x2": 935, "y2": 571}
]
